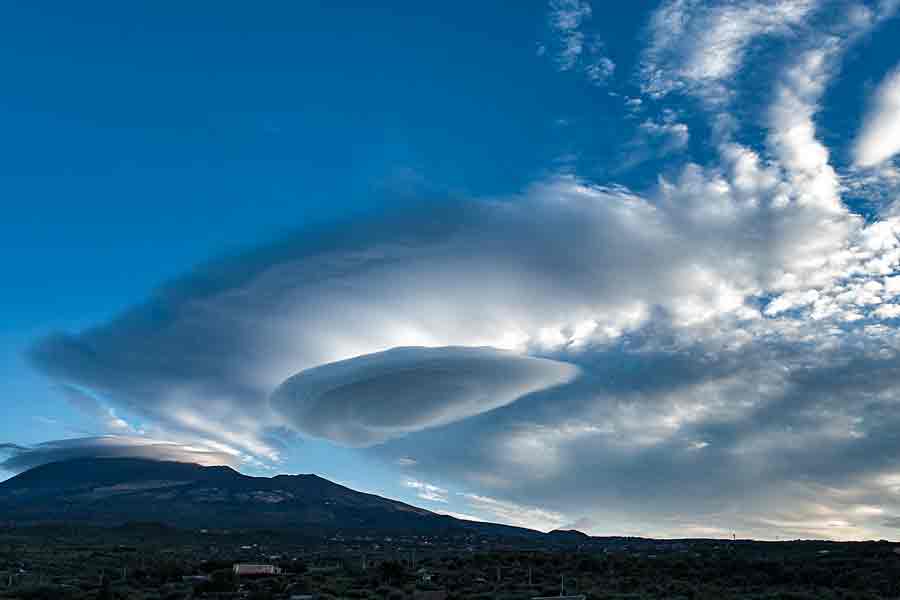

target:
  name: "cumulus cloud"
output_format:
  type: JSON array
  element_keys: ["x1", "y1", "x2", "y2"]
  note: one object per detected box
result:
[
  {"x1": 854, "y1": 65, "x2": 900, "y2": 167},
  {"x1": 270, "y1": 346, "x2": 577, "y2": 446},
  {"x1": 0, "y1": 436, "x2": 237, "y2": 474}
]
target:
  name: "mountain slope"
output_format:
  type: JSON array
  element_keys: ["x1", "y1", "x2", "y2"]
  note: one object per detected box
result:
[{"x1": 0, "y1": 458, "x2": 536, "y2": 538}]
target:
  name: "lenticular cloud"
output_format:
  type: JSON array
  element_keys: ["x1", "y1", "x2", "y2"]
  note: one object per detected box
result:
[
  {"x1": 0, "y1": 436, "x2": 238, "y2": 472},
  {"x1": 269, "y1": 346, "x2": 579, "y2": 446}
]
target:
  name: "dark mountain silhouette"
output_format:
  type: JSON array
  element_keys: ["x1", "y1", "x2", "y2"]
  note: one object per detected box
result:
[
  {"x1": 546, "y1": 528, "x2": 590, "y2": 542},
  {"x1": 0, "y1": 458, "x2": 539, "y2": 538}
]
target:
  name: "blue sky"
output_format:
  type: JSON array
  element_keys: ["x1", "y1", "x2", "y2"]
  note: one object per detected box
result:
[{"x1": 5, "y1": 0, "x2": 900, "y2": 539}]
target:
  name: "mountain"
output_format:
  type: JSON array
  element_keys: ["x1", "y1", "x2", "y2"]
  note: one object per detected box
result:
[
  {"x1": 0, "y1": 458, "x2": 537, "y2": 538},
  {"x1": 546, "y1": 528, "x2": 590, "y2": 543}
]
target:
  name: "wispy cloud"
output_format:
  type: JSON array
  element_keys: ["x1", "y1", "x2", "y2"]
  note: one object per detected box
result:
[
  {"x1": 460, "y1": 493, "x2": 567, "y2": 532},
  {"x1": 544, "y1": 1, "x2": 615, "y2": 85},
  {"x1": 548, "y1": 0, "x2": 592, "y2": 71},
  {"x1": 641, "y1": 0, "x2": 819, "y2": 103},
  {"x1": 585, "y1": 55, "x2": 615, "y2": 85},
  {"x1": 404, "y1": 479, "x2": 449, "y2": 503},
  {"x1": 854, "y1": 65, "x2": 900, "y2": 167}
]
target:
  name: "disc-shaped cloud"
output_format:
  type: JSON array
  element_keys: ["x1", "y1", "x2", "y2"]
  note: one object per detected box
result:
[
  {"x1": 0, "y1": 436, "x2": 237, "y2": 474},
  {"x1": 269, "y1": 346, "x2": 579, "y2": 446}
]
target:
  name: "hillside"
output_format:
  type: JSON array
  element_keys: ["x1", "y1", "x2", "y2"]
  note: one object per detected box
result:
[{"x1": 0, "y1": 458, "x2": 536, "y2": 538}]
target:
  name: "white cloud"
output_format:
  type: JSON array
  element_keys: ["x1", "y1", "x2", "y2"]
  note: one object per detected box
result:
[
  {"x1": 854, "y1": 65, "x2": 900, "y2": 167},
  {"x1": 585, "y1": 56, "x2": 615, "y2": 85},
  {"x1": 460, "y1": 493, "x2": 567, "y2": 532},
  {"x1": 637, "y1": 113, "x2": 690, "y2": 154},
  {"x1": 624, "y1": 97, "x2": 643, "y2": 113},
  {"x1": 57, "y1": 385, "x2": 142, "y2": 434},
  {"x1": 641, "y1": 0, "x2": 818, "y2": 102},
  {"x1": 544, "y1": 1, "x2": 615, "y2": 86},
  {"x1": 404, "y1": 479, "x2": 449, "y2": 503},
  {"x1": 435, "y1": 509, "x2": 486, "y2": 522},
  {"x1": 548, "y1": 0, "x2": 592, "y2": 71},
  {"x1": 767, "y1": 39, "x2": 844, "y2": 213},
  {"x1": 269, "y1": 346, "x2": 578, "y2": 446},
  {"x1": 874, "y1": 304, "x2": 900, "y2": 319},
  {"x1": 0, "y1": 435, "x2": 239, "y2": 474}
]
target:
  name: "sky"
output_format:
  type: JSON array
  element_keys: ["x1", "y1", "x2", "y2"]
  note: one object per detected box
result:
[{"x1": 4, "y1": 0, "x2": 900, "y2": 541}]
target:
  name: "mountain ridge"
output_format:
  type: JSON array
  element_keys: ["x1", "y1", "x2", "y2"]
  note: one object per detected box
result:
[{"x1": 0, "y1": 457, "x2": 549, "y2": 539}]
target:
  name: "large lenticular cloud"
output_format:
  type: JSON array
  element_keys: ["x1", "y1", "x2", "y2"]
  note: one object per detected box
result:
[{"x1": 270, "y1": 346, "x2": 578, "y2": 446}]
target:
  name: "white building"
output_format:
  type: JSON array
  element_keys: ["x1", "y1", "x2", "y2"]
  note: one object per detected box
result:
[{"x1": 233, "y1": 564, "x2": 282, "y2": 577}]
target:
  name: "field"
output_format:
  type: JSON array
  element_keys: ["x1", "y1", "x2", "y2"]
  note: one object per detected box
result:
[{"x1": 1, "y1": 525, "x2": 900, "y2": 599}]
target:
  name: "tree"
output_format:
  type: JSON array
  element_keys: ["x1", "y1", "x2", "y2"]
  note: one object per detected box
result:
[{"x1": 379, "y1": 561, "x2": 405, "y2": 585}]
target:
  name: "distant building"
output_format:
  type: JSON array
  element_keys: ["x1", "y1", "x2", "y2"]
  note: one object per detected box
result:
[
  {"x1": 532, "y1": 597, "x2": 585, "y2": 600},
  {"x1": 233, "y1": 564, "x2": 282, "y2": 577}
]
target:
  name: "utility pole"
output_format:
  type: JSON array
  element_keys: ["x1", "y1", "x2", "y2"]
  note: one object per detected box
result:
[
  {"x1": 560, "y1": 574, "x2": 564, "y2": 597},
  {"x1": 528, "y1": 567, "x2": 533, "y2": 586}
]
